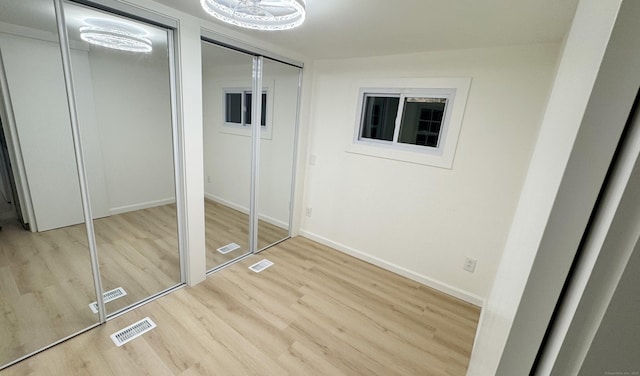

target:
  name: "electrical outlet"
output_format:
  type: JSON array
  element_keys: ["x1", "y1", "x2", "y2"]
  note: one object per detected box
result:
[
  {"x1": 309, "y1": 154, "x2": 317, "y2": 166},
  {"x1": 207, "y1": 176, "x2": 212, "y2": 183},
  {"x1": 305, "y1": 207, "x2": 312, "y2": 217},
  {"x1": 463, "y1": 257, "x2": 477, "y2": 273}
]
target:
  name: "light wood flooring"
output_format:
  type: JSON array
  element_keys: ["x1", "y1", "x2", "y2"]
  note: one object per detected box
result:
[
  {"x1": 2, "y1": 237, "x2": 481, "y2": 376},
  {"x1": 0, "y1": 204, "x2": 181, "y2": 368},
  {"x1": 204, "y1": 199, "x2": 289, "y2": 270},
  {"x1": 0, "y1": 200, "x2": 289, "y2": 369}
]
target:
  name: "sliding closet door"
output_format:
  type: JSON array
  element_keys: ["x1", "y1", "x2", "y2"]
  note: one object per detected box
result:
[
  {"x1": 62, "y1": 1, "x2": 181, "y2": 315},
  {"x1": 256, "y1": 58, "x2": 301, "y2": 250},
  {"x1": 0, "y1": 0, "x2": 99, "y2": 367},
  {"x1": 201, "y1": 41, "x2": 254, "y2": 270}
]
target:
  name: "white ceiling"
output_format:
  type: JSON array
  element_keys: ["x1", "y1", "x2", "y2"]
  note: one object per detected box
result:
[{"x1": 152, "y1": 0, "x2": 580, "y2": 59}]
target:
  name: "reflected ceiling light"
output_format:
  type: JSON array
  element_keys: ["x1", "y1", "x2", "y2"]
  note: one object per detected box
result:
[
  {"x1": 200, "y1": 0, "x2": 306, "y2": 31},
  {"x1": 79, "y1": 20, "x2": 152, "y2": 53}
]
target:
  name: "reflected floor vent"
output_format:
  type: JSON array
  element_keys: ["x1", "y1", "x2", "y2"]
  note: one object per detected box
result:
[
  {"x1": 110, "y1": 317, "x2": 156, "y2": 347},
  {"x1": 89, "y1": 287, "x2": 127, "y2": 313},
  {"x1": 249, "y1": 259, "x2": 274, "y2": 273},
  {"x1": 217, "y1": 242, "x2": 241, "y2": 254}
]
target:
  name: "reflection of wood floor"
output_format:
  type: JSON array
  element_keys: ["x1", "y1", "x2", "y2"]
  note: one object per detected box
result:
[
  {"x1": 204, "y1": 199, "x2": 289, "y2": 270},
  {"x1": 0, "y1": 200, "x2": 286, "y2": 368},
  {"x1": 0, "y1": 204, "x2": 181, "y2": 368},
  {"x1": 3, "y1": 237, "x2": 481, "y2": 375}
]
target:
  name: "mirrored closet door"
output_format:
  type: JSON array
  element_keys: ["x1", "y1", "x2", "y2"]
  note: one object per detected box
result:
[
  {"x1": 201, "y1": 38, "x2": 302, "y2": 271},
  {"x1": 257, "y1": 58, "x2": 301, "y2": 251},
  {"x1": 202, "y1": 42, "x2": 254, "y2": 270},
  {"x1": 63, "y1": 1, "x2": 182, "y2": 316},
  {"x1": 0, "y1": 0, "x2": 182, "y2": 369},
  {"x1": 0, "y1": 0, "x2": 99, "y2": 367}
]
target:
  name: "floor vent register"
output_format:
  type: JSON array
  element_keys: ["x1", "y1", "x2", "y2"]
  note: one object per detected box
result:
[
  {"x1": 110, "y1": 317, "x2": 157, "y2": 347},
  {"x1": 249, "y1": 259, "x2": 274, "y2": 273},
  {"x1": 88, "y1": 287, "x2": 127, "y2": 314}
]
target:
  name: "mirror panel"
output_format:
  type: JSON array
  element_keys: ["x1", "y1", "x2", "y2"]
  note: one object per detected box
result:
[
  {"x1": 63, "y1": 2, "x2": 181, "y2": 315},
  {"x1": 257, "y1": 58, "x2": 300, "y2": 250},
  {"x1": 202, "y1": 41, "x2": 254, "y2": 270},
  {"x1": 0, "y1": 0, "x2": 98, "y2": 367}
]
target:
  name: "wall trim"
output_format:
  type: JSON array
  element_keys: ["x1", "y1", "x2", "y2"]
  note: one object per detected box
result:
[
  {"x1": 300, "y1": 230, "x2": 485, "y2": 307},
  {"x1": 204, "y1": 193, "x2": 288, "y2": 229},
  {"x1": 110, "y1": 197, "x2": 175, "y2": 215},
  {"x1": 204, "y1": 192, "x2": 246, "y2": 212}
]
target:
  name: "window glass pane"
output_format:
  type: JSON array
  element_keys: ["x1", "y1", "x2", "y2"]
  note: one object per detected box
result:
[
  {"x1": 261, "y1": 92, "x2": 267, "y2": 126},
  {"x1": 360, "y1": 96, "x2": 399, "y2": 141},
  {"x1": 245, "y1": 92, "x2": 252, "y2": 125},
  {"x1": 245, "y1": 92, "x2": 267, "y2": 126},
  {"x1": 398, "y1": 98, "x2": 446, "y2": 147},
  {"x1": 225, "y1": 93, "x2": 242, "y2": 123}
]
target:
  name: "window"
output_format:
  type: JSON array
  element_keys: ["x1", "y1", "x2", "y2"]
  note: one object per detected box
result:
[
  {"x1": 361, "y1": 96, "x2": 399, "y2": 141},
  {"x1": 358, "y1": 89, "x2": 452, "y2": 151},
  {"x1": 224, "y1": 89, "x2": 267, "y2": 127},
  {"x1": 347, "y1": 79, "x2": 470, "y2": 169}
]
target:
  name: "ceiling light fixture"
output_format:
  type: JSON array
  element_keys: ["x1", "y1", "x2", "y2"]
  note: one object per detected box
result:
[
  {"x1": 200, "y1": 0, "x2": 306, "y2": 31},
  {"x1": 79, "y1": 22, "x2": 153, "y2": 53}
]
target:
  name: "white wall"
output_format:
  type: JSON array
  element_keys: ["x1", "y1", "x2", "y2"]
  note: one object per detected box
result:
[
  {"x1": 300, "y1": 43, "x2": 560, "y2": 303},
  {"x1": 87, "y1": 47, "x2": 175, "y2": 214},
  {"x1": 260, "y1": 60, "x2": 299, "y2": 228},
  {"x1": 536, "y1": 2, "x2": 640, "y2": 373},
  {"x1": 0, "y1": 37, "x2": 32, "y2": 227},
  {"x1": 0, "y1": 22, "x2": 172, "y2": 230},
  {"x1": 202, "y1": 62, "x2": 253, "y2": 211},
  {"x1": 468, "y1": 0, "x2": 640, "y2": 374},
  {"x1": 0, "y1": 31, "x2": 110, "y2": 231}
]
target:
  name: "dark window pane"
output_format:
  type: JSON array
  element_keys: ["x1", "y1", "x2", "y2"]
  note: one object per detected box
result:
[
  {"x1": 244, "y1": 92, "x2": 267, "y2": 126},
  {"x1": 360, "y1": 96, "x2": 399, "y2": 141},
  {"x1": 245, "y1": 92, "x2": 252, "y2": 125},
  {"x1": 261, "y1": 93, "x2": 267, "y2": 126},
  {"x1": 225, "y1": 93, "x2": 242, "y2": 123},
  {"x1": 399, "y1": 98, "x2": 446, "y2": 147}
]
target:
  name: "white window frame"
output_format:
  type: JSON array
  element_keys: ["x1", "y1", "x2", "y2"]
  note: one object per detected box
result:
[
  {"x1": 223, "y1": 88, "x2": 268, "y2": 128},
  {"x1": 346, "y1": 77, "x2": 471, "y2": 169},
  {"x1": 221, "y1": 86, "x2": 273, "y2": 140},
  {"x1": 355, "y1": 88, "x2": 454, "y2": 154}
]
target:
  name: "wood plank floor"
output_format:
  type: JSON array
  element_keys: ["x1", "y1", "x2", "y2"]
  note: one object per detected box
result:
[
  {"x1": 204, "y1": 199, "x2": 289, "y2": 270},
  {"x1": 2, "y1": 237, "x2": 481, "y2": 376},
  {"x1": 0, "y1": 200, "x2": 289, "y2": 368}
]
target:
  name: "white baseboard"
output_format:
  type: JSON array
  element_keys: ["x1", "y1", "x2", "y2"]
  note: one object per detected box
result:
[
  {"x1": 259, "y1": 213, "x2": 289, "y2": 230},
  {"x1": 110, "y1": 198, "x2": 176, "y2": 216},
  {"x1": 205, "y1": 193, "x2": 248, "y2": 215},
  {"x1": 204, "y1": 193, "x2": 289, "y2": 229},
  {"x1": 300, "y1": 230, "x2": 485, "y2": 307}
]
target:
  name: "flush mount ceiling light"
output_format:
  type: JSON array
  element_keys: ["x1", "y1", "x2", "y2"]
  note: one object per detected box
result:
[
  {"x1": 79, "y1": 18, "x2": 153, "y2": 53},
  {"x1": 200, "y1": 0, "x2": 306, "y2": 31}
]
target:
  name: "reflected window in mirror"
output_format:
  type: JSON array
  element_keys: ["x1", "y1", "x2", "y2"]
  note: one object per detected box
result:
[{"x1": 223, "y1": 88, "x2": 268, "y2": 128}]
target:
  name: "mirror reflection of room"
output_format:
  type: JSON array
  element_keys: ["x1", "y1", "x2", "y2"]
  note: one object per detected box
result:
[
  {"x1": 0, "y1": 0, "x2": 181, "y2": 368},
  {"x1": 257, "y1": 58, "x2": 299, "y2": 251},
  {"x1": 65, "y1": 1, "x2": 181, "y2": 315},
  {"x1": 201, "y1": 42, "x2": 254, "y2": 271},
  {"x1": 201, "y1": 42, "x2": 300, "y2": 271}
]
